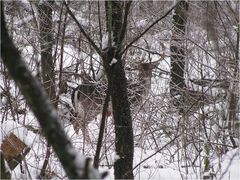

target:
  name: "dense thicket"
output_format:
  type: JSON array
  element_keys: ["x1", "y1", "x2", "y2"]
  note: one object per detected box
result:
[{"x1": 1, "y1": 1, "x2": 239, "y2": 179}]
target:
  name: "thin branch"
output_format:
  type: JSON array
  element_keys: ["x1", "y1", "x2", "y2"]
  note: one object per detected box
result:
[
  {"x1": 93, "y1": 84, "x2": 111, "y2": 169},
  {"x1": 39, "y1": 146, "x2": 51, "y2": 178},
  {"x1": 132, "y1": 44, "x2": 166, "y2": 57},
  {"x1": 121, "y1": 1, "x2": 180, "y2": 55},
  {"x1": 132, "y1": 134, "x2": 181, "y2": 171},
  {"x1": 63, "y1": 1, "x2": 103, "y2": 56}
]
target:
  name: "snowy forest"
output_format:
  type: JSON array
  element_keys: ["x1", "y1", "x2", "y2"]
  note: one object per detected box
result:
[{"x1": 1, "y1": 0, "x2": 239, "y2": 179}]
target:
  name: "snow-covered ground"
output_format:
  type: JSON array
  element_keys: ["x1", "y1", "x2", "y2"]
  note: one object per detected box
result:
[{"x1": 1, "y1": 116, "x2": 239, "y2": 179}]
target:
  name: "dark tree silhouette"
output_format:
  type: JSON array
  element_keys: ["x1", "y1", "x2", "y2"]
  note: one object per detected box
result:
[{"x1": 103, "y1": 1, "x2": 134, "y2": 179}]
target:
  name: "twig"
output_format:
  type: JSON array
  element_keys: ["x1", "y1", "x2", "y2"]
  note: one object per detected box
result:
[
  {"x1": 63, "y1": 1, "x2": 102, "y2": 56},
  {"x1": 93, "y1": 84, "x2": 111, "y2": 169},
  {"x1": 39, "y1": 145, "x2": 51, "y2": 178},
  {"x1": 132, "y1": 134, "x2": 181, "y2": 171},
  {"x1": 121, "y1": 1, "x2": 180, "y2": 55}
]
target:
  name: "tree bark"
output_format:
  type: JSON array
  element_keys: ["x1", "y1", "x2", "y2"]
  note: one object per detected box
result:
[
  {"x1": 38, "y1": 1, "x2": 57, "y2": 105},
  {"x1": 37, "y1": 2, "x2": 57, "y2": 177},
  {"x1": 104, "y1": 1, "x2": 134, "y2": 179},
  {"x1": 227, "y1": 12, "x2": 239, "y2": 148}
]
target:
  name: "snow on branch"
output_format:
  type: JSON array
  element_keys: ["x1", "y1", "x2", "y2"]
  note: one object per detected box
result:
[{"x1": 109, "y1": 58, "x2": 118, "y2": 66}]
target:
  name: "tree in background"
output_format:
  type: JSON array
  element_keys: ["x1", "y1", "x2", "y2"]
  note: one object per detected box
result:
[
  {"x1": 38, "y1": 1, "x2": 57, "y2": 105},
  {"x1": 37, "y1": 1, "x2": 57, "y2": 178},
  {"x1": 170, "y1": 0, "x2": 188, "y2": 108}
]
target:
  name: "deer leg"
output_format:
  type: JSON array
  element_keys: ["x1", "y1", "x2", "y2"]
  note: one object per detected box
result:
[
  {"x1": 71, "y1": 109, "x2": 91, "y2": 142},
  {"x1": 83, "y1": 113, "x2": 92, "y2": 142},
  {"x1": 70, "y1": 111, "x2": 80, "y2": 134},
  {"x1": 72, "y1": 115, "x2": 91, "y2": 142},
  {"x1": 72, "y1": 117, "x2": 81, "y2": 134}
]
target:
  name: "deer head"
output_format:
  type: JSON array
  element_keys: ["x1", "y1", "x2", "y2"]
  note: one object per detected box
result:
[
  {"x1": 137, "y1": 61, "x2": 158, "y2": 93},
  {"x1": 128, "y1": 61, "x2": 159, "y2": 104}
]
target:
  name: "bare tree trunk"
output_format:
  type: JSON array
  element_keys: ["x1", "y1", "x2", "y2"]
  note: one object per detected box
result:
[
  {"x1": 104, "y1": 1, "x2": 134, "y2": 179},
  {"x1": 38, "y1": 1, "x2": 57, "y2": 105},
  {"x1": 169, "y1": 1, "x2": 189, "y2": 177},
  {"x1": 37, "y1": 2, "x2": 57, "y2": 177},
  {"x1": 227, "y1": 15, "x2": 239, "y2": 148}
]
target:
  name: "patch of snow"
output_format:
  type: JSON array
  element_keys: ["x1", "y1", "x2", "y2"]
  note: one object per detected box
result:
[
  {"x1": 109, "y1": 58, "x2": 117, "y2": 66},
  {"x1": 233, "y1": 25, "x2": 238, "y2": 30},
  {"x1": 38, "y1": 0, "x2": 44, "y2": 5},
  {"x1": 102, "y1": 33, "x2": 109, "y2": 50},
  {"x1": 3, "y1": 158, "x2": 11, "y2": 178},
  {"x1": 19, "y1": 0, "x2": 30, "y2": 4},
  {"x1": 66, "y1": 145, "x2": 101, "y2": 179},
  {"x1": 173, "y1": 94, "x2": 181, "y2": 99},
  {"x1": 135, "y1": 19, "x2": 147, "y2": 28},
  {"x1": 102, "y1": 32, "x2": 115, "y2": 50},
  {"x1": 0, "y1": 95, "x2": 7, "y2": 107},
  {"x1": 214, "y1": 148, "x2": 240, "y2": 180},
  {"x1": 114, "y1": 152, "x2": 120, "y2": 162}
]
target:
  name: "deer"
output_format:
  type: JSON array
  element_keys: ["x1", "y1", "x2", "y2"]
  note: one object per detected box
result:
[
  {"x1": 171, "y1": 79, "x2": 228, "y2": 115},
  {"x1": 71, "y1": 61, "x2": 159, "y2": 141},
  {"x1": 70, "y1": 70, "x2": 108, "y2": 140}
]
